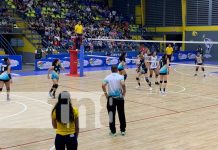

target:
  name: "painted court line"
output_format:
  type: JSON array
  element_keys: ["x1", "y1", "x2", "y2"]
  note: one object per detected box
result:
[
  {"x1": 0, "y1": 99, "x2": 27, "y2": 121},
  {"x1": 173, "y1": 66, "x2": 192, "y2": 76},
  {"x1": 3, "y1": 97, "x2": 218, "y2": 150},
  {"x1": 10, "y1": 93, "x2": 53, "y2": 107},
  {"x1": 2, "y1": 69, "x2": 218, "y2": 149}
]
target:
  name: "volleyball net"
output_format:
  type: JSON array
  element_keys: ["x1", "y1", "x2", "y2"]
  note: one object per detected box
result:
[{"x1": 76, "y1": 37, "x2": 218, "y2": 76}]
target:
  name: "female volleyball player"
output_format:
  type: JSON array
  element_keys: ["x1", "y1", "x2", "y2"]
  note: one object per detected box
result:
[
  {"x1": 194, "y1": 52, "x2": 206, "y2": 77},
  {"x1": 136, "y1": 53, "x2": 152, "y2": 90},
  {"x1": 48, "y1": 59, "x2": 64, "y2": 98},
  {"x1": 52, "y1": 91, "x2": 79, "y2": 150},
  {"x1": 150, "y1": 51, "x2": 159, "y2": 85},
  {"x1": 159, "y1": 54, "x2": 170, "y2": 94},
  {"x1": 118, "y1": 52, "x2": 127, "y2": 81},
  {"x1": 0, "y1": 57, "x2": 12, "y2": 101}
]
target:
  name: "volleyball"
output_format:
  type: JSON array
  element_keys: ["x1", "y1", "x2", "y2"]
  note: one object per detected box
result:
[{"x1": 192, "y1": 31, "x2": 198, "y2": 36}]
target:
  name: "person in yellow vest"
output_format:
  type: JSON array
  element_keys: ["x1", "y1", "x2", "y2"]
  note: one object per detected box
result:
[
  {"x1": 74, "y1": 21, "x2": 83, "y2": 49},
  {"x1": 165, "y1": 44, "x2": 174, "y2": 62},
  {"x1": 52, "y1": 91, "x2": 79, "y2": 150}
]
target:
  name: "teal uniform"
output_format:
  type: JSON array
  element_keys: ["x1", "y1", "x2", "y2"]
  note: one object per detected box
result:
[
  {"x1": 0, "y1": 64, "x2": 10, "y2": 82},
  {"x1": 51, "y1": 65, "x2": 61, "y2": 80},
  {"x1": 159, "y1": 59, "x2": 168, "y2": 75},
  {"x1": 118, "y1": 62, "x2": 125, "y2": 71}
]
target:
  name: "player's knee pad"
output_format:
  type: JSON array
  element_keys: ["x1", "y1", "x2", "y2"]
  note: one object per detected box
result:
[
  {"x1": 124, "y1": 74, "x2": 127, "y2": 81},
  {"x1": 149, "y1": 74, "x2": 152, "y2": 78},
  {"x1": 145, "y1": 77, "x2": 149, "y2": 82},
  {"x1": 164, "y1": 81, "x2": 167, "y2": 83},
  {"x1": 136, "y1": 77, "x2": 139, "y2": 81},
  {"x1": 155, "y1": 74, "x2": 159, "y2": 78},
  {"x1": 52, "y1": 84, "x2": 56, "y2": 88},
  {"x1": 0, "y1": 88, "x2": 2, "y2": 92},
  {"x1": 196, "y1": 68, "x2": 199, "y2": 71},
  {"x1": 160, "y1": 81, "x2": 163, "y2": 84},
  {"x1": 202, "y1": 67, "x2": 205, "y2": 71}
]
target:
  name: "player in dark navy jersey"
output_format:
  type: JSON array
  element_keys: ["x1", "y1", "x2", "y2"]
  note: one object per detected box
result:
[{"x1": 135, "y1": 53, "x2": 152, "y2": 90}]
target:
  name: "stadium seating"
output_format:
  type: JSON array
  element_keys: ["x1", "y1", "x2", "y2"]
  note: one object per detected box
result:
[{"x1": 1, "y1": 0, "x2": 142, "y2": 55}]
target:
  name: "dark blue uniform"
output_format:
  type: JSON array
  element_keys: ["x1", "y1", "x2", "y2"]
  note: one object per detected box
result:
[{"x1": 138, "y1": 59, "x2": 147, "y2": 74}]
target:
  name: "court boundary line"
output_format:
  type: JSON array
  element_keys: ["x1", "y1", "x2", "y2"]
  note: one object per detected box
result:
[
  {"x1": 2, "y1": 93, "x2": 218, "y2": 149},
  {"x1": 0, "y1": 100, "x2": 27, "y2": 121},
  {"x1": 2, "y1": 69, "x2": 218, "y2": 149},
  {"x1": 173, "y1": 66, "x2": 192, "y2": 76}
]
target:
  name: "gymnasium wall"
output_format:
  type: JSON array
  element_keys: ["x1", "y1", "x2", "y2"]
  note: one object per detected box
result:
[
  {"x1": 145, "y1": 0, "x2": 182, "y2": 27},
  {"x1": 112, "y1": 0, "x2": 140, "y2": 19},
  {"x1": 185, "y1": 31, "x2": 218, "y2": 61},
  {"x1": 12, "y1": 35, "x2": 36, "y2": 63}
]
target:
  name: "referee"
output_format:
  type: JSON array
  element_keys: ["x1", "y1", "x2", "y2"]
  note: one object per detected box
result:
[
  {"x1": 165, "y1": 44, "x2": 174, "y2": 62},
  {"x1": 102, "y1": 65, "x2": 126, "y2": 136},
  {"x1": 74, "y1": 21, "x2": 83, "y2": 49}
]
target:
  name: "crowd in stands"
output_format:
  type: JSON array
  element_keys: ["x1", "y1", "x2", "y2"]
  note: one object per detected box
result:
[
  {"x1": 0, "y1": 1, "x2": 16, "y2": 33},
  {"x1": 12, "y1": 0, "x2": 136, "y2": 53}
]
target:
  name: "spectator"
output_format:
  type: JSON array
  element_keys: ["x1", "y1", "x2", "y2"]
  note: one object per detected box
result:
[{"x1": 52, "y1": 91, "x2": 79, "y2": 150}]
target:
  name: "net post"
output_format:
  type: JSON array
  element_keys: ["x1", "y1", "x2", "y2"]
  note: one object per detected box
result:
[
  {"x1": 68, "y1": 49, "x2": 79, "y2": 77},
  {"x1": 79, "y1": 45, "x2": 84, "y2": 77}
]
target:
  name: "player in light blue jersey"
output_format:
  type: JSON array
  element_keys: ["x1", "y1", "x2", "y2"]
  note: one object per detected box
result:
[
  {"x1": 159, "y1": 54, "x2": 169, "y2": 94},
  {"x1": 118, "y1": 52, "x2": 127, "y2": 81},
  {"x1": 0, "y1": 57, "x2": 12, "y2": 101},
  {"x1": 48, "y1": 59, "x2": 64, "y2": 98}
]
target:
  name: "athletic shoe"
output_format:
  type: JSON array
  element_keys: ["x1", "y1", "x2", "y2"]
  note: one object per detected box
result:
[
  {"x1": 52, "y1": 92, "x2": 56, "y2": 99},
  {"x1": 49, "y1": 92, "x2": 52, "y2": 97},
  {"x1": 159, "y1": 89, "x2": 162, "y2": 94},
  {"x1": 109, "y1": 132, "x2": 117, "y2": 137},
  {"x1": 136, "y1": 85, "x2": 140, "y2": 89},
  {"x1": 121, "y1": 132, "x2": 126, "y2": 136},
  {"x1": 159, "y1": 90, "x2": 165, "y2": 95},
  {"x1": 162, "y1": 90, "x2": 167, "y2": 95}
]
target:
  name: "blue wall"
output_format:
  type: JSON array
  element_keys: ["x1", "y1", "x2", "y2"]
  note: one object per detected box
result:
[{"x1": 35, "y1": 51, "x2": 197, "y2": 71}]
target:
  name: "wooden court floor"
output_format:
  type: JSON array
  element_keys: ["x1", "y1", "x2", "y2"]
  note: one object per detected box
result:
[{"x1": 0, "y1": 65, "x2": 218, "y2": 150}]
